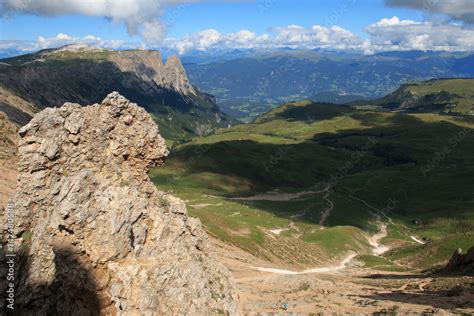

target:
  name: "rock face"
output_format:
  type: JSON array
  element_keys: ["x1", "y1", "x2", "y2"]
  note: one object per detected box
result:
[
  {"x1": 0, "y1": 45, "x2": 232, "y2": 140},
  {"x1": 0, "y1": 111, "x2": 18, "y2": 210},
  {"x1": 109, "y1": 50, "x2": 195, "y2": 95},
  {"x1": 10, "y1": 92, "x2": 239, "y2": 315},
  {"x1": 446, "y1": 247, "x2": 474, "y2": 275}
]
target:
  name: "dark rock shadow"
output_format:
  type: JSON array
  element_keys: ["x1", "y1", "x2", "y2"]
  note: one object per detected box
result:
[
  {"x1": 363, "y1": 273, "x2": 428, "y2": 280},
  {"x1": 1, "y1": 247, "x2": 101, "y2": 315},
  {"x1": 360, "y1": 288, "x2": 474, "y2": 311}
]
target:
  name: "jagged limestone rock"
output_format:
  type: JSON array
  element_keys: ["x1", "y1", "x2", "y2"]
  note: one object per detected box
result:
[
  {"x1": 10, "y1": 92, "x2": 239, "y2": 315},
  {"x1": 109, "y1": 50, "x2": 196, "y2": 95}
]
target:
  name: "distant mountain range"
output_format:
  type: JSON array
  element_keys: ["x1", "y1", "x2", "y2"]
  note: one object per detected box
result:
[
  {"x1": 0, "y1": 44, "x2": 232, "y2": 140},
  {"x1": 183, "y1": 49, "x2": 474, "y2": 121}
]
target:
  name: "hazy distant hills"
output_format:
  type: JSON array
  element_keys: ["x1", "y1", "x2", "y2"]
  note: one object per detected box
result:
[{"x1": 183, "y1": 49, "x2": 474, "y2": 120}]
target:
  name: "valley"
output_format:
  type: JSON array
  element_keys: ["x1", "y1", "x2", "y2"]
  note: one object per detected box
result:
[
  {"x1": 2, "y1": 2, "x2": 474, "y2": 314},
  {"x1": 185, "y1": 50, "x2": 474, "y2": 121},
  {"x1": 1, "y1": 52, "x2": 472, "y2": 311},
  {"x1": 150, "y1": 91, "x2": 474, "y2": 313}
]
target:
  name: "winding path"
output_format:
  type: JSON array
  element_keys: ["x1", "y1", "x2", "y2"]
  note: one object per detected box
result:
[
  {"x1": 253, "y1": 254, "x2": 357, "y2": 275},
  {"x1": 232, "y1": 188, "x2": 396, "y2": 274},
  {"x1": 254, "y1": 219, "x2": 390, "y2": 275}
]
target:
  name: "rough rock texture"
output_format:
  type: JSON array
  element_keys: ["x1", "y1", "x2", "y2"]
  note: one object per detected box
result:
[
  {"x1": 0, "y1": 111, "x2": 18, "y2": 210},
  {"x1": 446, "y1": 247, "x2": 474, "y2": 275},
  {"x1": 109, "y1": 50, "x2": 196, "y2": 95},
  {"x1": 10, "y1": 92, "x2": 239, "y2": 315}
]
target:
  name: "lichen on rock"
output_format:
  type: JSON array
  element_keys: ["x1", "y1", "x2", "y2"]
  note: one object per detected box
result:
[{"x1": 9, "y1": 92, "x2": 239, "y2": 315}]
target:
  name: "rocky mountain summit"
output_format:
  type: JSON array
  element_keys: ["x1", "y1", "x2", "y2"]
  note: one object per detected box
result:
[
  {"x1": 0, "y1": 45, "x2": 231, "y2": 139},
  {"x1": 109, "y1": 50, "x2": 195, "y2": 95},
  {"x1": 7, "y1": 92, "x2": 239, "y2": 314}
]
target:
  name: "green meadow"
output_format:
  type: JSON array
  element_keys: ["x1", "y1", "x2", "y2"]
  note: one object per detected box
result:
[{"x1": 151, "y1": 98, "x2": 474, "y2": 269}]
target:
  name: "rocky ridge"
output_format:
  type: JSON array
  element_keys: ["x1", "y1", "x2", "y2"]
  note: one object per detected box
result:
[
  {"x1": 7, "y1": 92, "x2": 239, "y2": 314},
  {"x1": 109, "y1": 50, "x2": 196, "y2": 95},
  {"x1": 0, "y1": 111, "x2": 18, "y2": 210},
  {"x1": 0, "y1": 45, "x2": 231, "y2": 139}
]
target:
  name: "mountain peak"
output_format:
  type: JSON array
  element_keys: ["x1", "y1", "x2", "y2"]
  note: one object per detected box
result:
[{"x1": 108, "y1": 50, "x2": 194, "y2": 95}]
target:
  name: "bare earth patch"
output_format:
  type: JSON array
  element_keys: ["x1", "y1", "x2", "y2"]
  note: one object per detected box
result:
[{"x1": 210, "y1": 238, "x2": 474, "y2": 314}]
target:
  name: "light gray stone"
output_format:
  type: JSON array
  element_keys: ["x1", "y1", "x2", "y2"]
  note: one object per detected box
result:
[{"x1": 8, "y1": 92, "x2": 239, "y2": 315}]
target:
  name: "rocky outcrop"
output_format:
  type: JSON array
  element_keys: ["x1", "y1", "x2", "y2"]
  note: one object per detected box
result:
[
  {"x1": 8, "y1": 92, "x2": 239, "y2": 315},
  {"x1": 109, "y1": 50, "x2": 195, "y2": 95},
  {"x1": 446, "y1": 247, "x2": 474, "y2": 275},
  {"x1": 0, "y1": 112, "x2": 18, "y2": 210}
]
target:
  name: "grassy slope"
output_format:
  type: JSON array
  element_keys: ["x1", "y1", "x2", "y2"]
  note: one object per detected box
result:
[
  {"x1": 152, "y1": 99, "x2": 474, "y2": 269},
  {"x1": 354, "y1": 78, "x2": 474, "y2": 115}
]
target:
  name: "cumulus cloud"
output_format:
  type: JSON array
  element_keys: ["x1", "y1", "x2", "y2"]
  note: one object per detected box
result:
[
  {"x1": 5, "y1": 18, "x2": 474, "y2": 56},
  {"x1": 162, "y1": 17, "x2": 474, "y2": 54},
  {"x1": 164, "y1": 25, "x2": 369, "y2": 54},
  {"x1": 0, "y1": 0, "x2": 238, "y2": 45},
  {"x1": 165, "y1": 29, "x2": 265, "y2": 53},
  {"x1": 0, "y1": 40, "x2": 38, "y2": 53},
  {"x1": 366, "y1": 16, "x2": 474, "y2": 52},
  {"x1": 385, "y1": 0, "x2": 474, "y2": 24},
  {"x1": 2, "y1": 33, "x2": 139, "y2": 54}
]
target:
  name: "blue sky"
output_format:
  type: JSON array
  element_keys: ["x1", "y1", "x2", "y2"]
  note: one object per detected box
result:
[
  {"x1": 0, "y1": 0, "x2": 422, "y2": 41},
  {"x1": 1, "y1": 0, "x2": 474, "y2": 54}
]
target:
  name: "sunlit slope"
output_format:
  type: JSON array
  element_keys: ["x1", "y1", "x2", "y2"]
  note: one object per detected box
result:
[
  {"x1": 354, "y1": 78, "x2": 474, "y2": 115},
  {"x1": 153, "y1": 100, "x2": 474, "y2": 270}
]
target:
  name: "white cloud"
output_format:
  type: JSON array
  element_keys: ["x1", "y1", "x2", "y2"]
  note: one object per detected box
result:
[
  {"x1": 0, "y1": 40, "x2": 38, "y2": 53},
  {"x1": 162, "y1": 18, "x2": 474, "y2": 54},
  {"x1": 9, "y1": 33, "x2": 139, "y2": 54},
  {"x1": 370, "y1": 16, "x2": 416, "y2": 27},
  {"x1": 82, "y1": 35, "x2": 101, "y2": 42},
  {"x1": 366, "y1": 16, "x2": 474, "y2": 52},
  {"x1": 3, "y1": 17, "x2": 474, "y2": 56},
  {"x1": 386, "y1": 0, "x2": 474, "y2": 24},
  {"x1": 0, "y1": 0, "x2": 243, "y2": 45},
  {"x1": 37, "y1": 33, "x2": 100, "y2": 49},
  {"x1": 56, "y1": 33, "x2": 73, "y2": 41},
  {"x1": 164, "y1": 24, "x2": 368, "y2": 54}
]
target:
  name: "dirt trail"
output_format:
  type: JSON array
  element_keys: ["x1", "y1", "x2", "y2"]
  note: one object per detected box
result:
[
  {"x1": 368, "y1": 222, "x2": 390, "y2": 255},
  {"x1": 254, "y1": 219, "x2": 389, "y2": 276},
  {"x1": 211, "y1": 238, "x2": 474, "y2": 314},
  {"x1": 253, "y1": 253, "x2": 357, "y2": 275}
]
